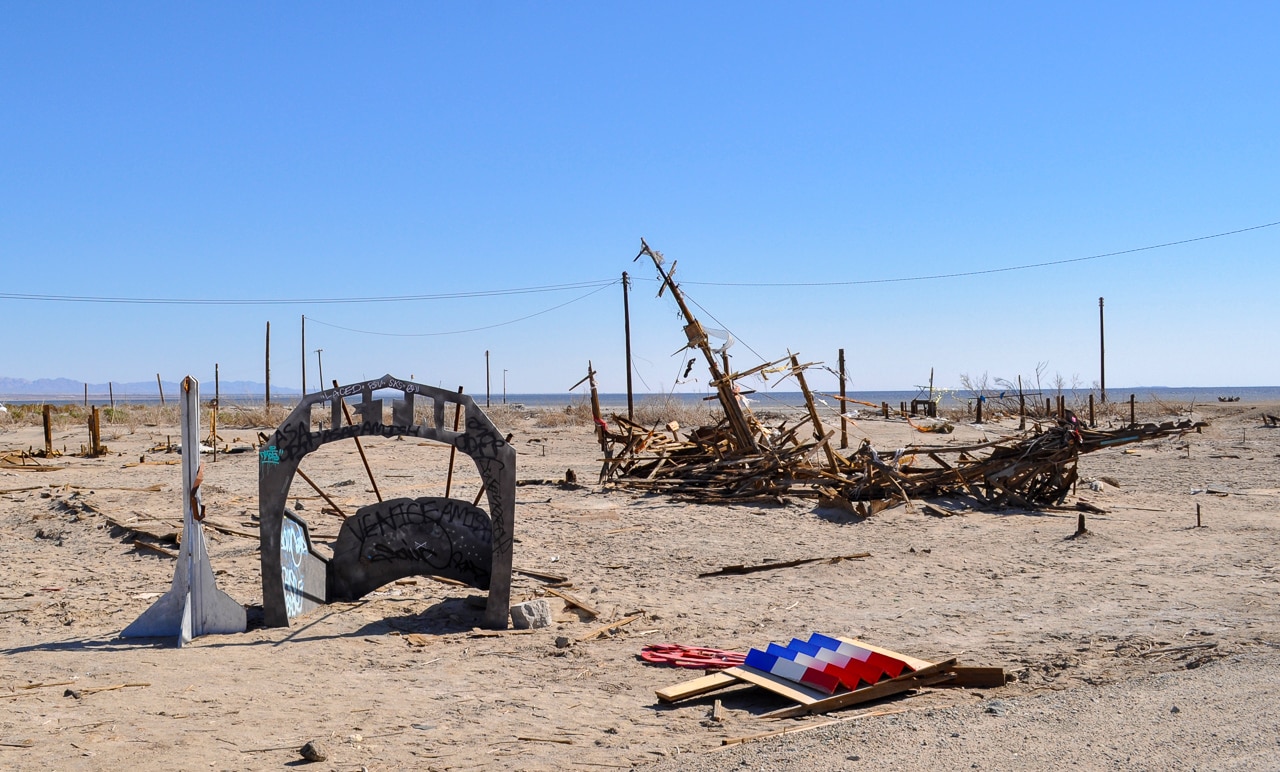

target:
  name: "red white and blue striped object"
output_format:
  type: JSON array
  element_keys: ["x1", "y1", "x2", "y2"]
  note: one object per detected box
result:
[{"x1": 743, "y1": 633, "x2": 915, "y2": 694}]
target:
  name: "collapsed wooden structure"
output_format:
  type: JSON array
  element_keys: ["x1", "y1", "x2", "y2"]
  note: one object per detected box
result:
[{"x1": 602, "y1": 242, "x2": 1204, "y2": 511}]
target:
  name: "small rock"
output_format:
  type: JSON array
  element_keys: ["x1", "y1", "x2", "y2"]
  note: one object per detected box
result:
[
  {"x1": 984, "y1": 699, "x2": 1007, "y2": 716},
  {"x1": 555, "y1": 636, "x2": 571, "y2": 649},
  {"x1": 1171, "y1": 705, "x2": 1180, "y2": 714},
  {"x1": 299, "y1": 740, "x2": 327, "y2": 762},
  {"x1": 510, "y1": 599, "x2": 553, "y2": 629}
]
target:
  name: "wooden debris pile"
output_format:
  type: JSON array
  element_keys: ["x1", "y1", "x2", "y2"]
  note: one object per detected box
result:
[
  {"x1": 602, "y1": 240, "x2": 1205, "y2": 511},
  {"x1": 830, "y1": 418, "x2": 1205, "y2": 514}
]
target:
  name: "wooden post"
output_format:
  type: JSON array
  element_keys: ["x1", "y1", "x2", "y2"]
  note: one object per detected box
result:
[
  {"x1": 109, "y1": 382, "x2": 114, "y2": 412},
  {"x1": 623, "y1": 271, "x2": 634, "y2": 422},
  {"x1": 1088, "y1": 393, "x2": 1095, "y2": 427},
  {"x1": 583, "y1": 361, "x2": 613, "y2": 482},
  {"x1": 587, "y1": 361, "x2": 604, "y2": 430},
  {"x1": 900, "y1": 401, "x2": 907, "y2": 416},
  {"x1": 42, "y1": 404, "x2": 53, "y2": 456},
  {"x1": 1045, "y1": 398, "x2": 1052, "y2": 416},
  {"x1": 215, "y1": 363, "x2": 220, "y2": 409},
  {"x1": 83, "y1": 383, "x2": 87, "y2": 407},
  {"x1": 445, "y1": 386, "x2": 463, "y2": 498},
  {"x1": 485, "y1": 350, "x2": 491, "y2": 408},
  {"x1": 975, "y1": 396, "x2": 983, "y2": 424},
  {"x1": 301, "y1": 315, "x2": 306, "y2": 397},
  {"x1": 1057, "y1": 395, "x2": 1065, "y2": 420},
  {"x1": 210, "y1": 397, "x2": 218, "y2": 463},
  {"x1": 791, "y1": 354, "x2": 840, "y2": 473},
  {"x1": 882, "y1": 401, "x2": 889, "y2": 419},
  {"x1": 89, "y1": 406, "x2": 101, "y2": 457},
  {"x1": 1099, "y1": 297, "x2": 1107, "y2": 403},
  {"x1": 1018, "y1": 375, "x2": 1026, "y2": 430},
  {"x1": 1129, "y1": 394, "x2": 1135, "y2": 427},
  {"x1": 265, "y1": 321, "x2": 271, "y2": 410},
  {"x1": 838, "y1": 348, "x2": 848, "y2": 449},
  {"x1": 1076, "y1": 513, "x2": 1087, "y2": 536},
  {"x1": 157, "y1": 374, "x2": 165, "y2": 405},
  {"x1": 1196, "y1": 503, "x2": 1202, "y2": 528},
  {"x1": 637, "y1": 239, "x2": 757, "y2": 452}
]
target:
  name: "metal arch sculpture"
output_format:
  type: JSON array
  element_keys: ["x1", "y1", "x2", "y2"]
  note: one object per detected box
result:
[{"x1": 258, "y1": 374, "x2": 515, "y2": 629}]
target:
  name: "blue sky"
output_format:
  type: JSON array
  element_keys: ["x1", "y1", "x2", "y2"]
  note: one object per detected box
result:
[{"x1": 2, "y1": 3, "x2": 1277, "y2": 396}]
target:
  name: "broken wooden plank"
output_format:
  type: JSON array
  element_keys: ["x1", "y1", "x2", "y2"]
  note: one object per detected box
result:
[
  {"x1": 948, "y1": 666, "x2": 1007, "y2": 688},
  {"x1": 543, "y1": 587, "x2": 600, "y2": 618},
  {"x1": 697, "y1": 553, "x2": 870, "y2": 578},
  {"x1": 921, "y1": 503, "x2": 957, "y2": 517},
  {"x1": 130, "y1": 539, "x2": 178, "y2": 559},
  {"x1": 762, "y1": 659, "x2": 958, "y2": 719},
  {"x1": 720, "y1": 665, "x2": 828, "y2": 706},
  {"x1": 719, "y1": 706, "x2": 913, "y2": 748},
  {"x1": 655, "y1": 672, "x2": 740, "y2": 703},
  {"x1": 65, "y1": 682, "x2": 150, "y2": 699},
  {"x1": 513, "y1": 567, "x2": 569, "y2": 584},
  {"x1": 576, "y1": 612, "x2": 643, "y2": 642}
]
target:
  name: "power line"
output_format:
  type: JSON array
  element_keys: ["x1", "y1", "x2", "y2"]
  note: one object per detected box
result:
[
  {"x1": 0, "y1": 278, "x2": 618, "y2": 306},
  {"x1": 306, "y1": 280, "x2": 618, "y2": 337},
  {"x1": 678, "y1": 219, "x2": 1280, "y2": 287},
  {"x1": 2, "y1": 219, "x2": 1272, "y2": 306}
]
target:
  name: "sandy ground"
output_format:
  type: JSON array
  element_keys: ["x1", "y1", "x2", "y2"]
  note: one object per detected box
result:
[{"x1": 0, "y1": 398, "x2": 1277, "y2": 771}]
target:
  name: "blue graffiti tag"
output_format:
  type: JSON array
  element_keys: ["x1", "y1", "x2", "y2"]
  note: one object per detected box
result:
[{"x1": 259, "y1": 445, "x2": 281, "y2": 465}]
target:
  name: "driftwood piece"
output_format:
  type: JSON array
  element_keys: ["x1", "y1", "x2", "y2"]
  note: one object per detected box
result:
[{"x1": 697, "y1": 553, "x2": 870, "y2": 578}]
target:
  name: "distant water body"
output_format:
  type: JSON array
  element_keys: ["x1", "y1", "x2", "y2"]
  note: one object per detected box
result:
[{"x1": 4, "y1": 386, "x2": 1277, "y2": 408}]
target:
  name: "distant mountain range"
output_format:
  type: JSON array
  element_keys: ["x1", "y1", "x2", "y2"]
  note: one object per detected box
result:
[{"x1": 0, "y1": 376, "x2": 300, "y2": 398}]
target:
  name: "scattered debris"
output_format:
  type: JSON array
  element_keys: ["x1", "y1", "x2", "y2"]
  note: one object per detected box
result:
[
  {"x1": 658, "y1": 635, "x2": 1002, "y2": 719},
  {"x1": 577, "y1": 612, "x2": 644, "y2": 642},
  {"x1": 542, "y1": 587, "x2": 600, "y2": 618},
  {"x1": 510, "y1": 599, "x2": 554, "y2": 629},
  {"x1": 514, "y1": 567, "x2": 569, "y2": 584},
  {"x1": 639, "y1": 643, "x2": 746, "y2": 670},
  {"x1": 299, "y1": 740, "x2": 328, "y2": 762},
  {"x1": 64, "y1": 682, "x2": 150, "y2": 699},
  {"x1": 697, "y1": 553, "x2": 870, "y2": 578},
  {"x1": 603, "y1": 243, "x2": 1206, "y2": 513}
]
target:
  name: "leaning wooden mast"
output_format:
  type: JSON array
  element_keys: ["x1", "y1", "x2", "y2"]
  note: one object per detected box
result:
[{"x1": 636, "y1": 238, "x2": 759, "y2": 453}]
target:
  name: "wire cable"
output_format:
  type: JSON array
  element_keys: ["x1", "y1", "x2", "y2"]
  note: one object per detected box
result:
[
  {"x1": 305, "y1": 280, "x2": 618, "y2": 337},
  {"x1": 0, "y1": 279, "x2": 618, "y2": 306},
  {"x1": 678, "y1": 219, "x2": 1280, "y2": 287}
]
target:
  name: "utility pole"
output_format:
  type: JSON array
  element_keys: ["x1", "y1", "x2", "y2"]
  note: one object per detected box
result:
[
  {"x1": 301, "y1": 315, "x2": 306, "y2": 396},
  {"x1": 265, "y1": 321, "x2": 271, "y2": 409},
  {"x1": 1099, "y1": 297, "x2": 1107, "y2": 403},
  {"x1": 315, "y1": 349, "x2": 324, "y2": 392},
  {"x1": 485, "y1": 350, "x2": 491, "y2": 407},
  {"x1": 838, "y1": 348, "x2": 847, "y2": 449},
  {"x1": 503, "y1": 369, "x2": 508, "y2": 404},
  {"x1": 622, "y1": 271, "x2": 634, "y2": 422}
]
